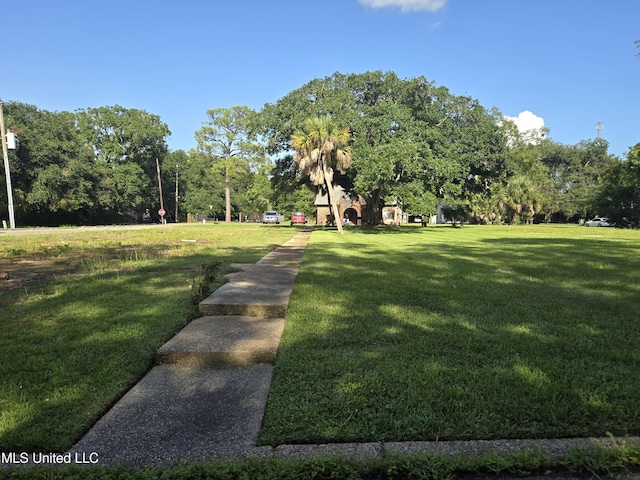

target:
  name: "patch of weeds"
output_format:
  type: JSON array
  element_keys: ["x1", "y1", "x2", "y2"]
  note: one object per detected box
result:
[
  {"x1": 383, "y1": 454, "x2": 459, "y2": 480},
  {"x1": 478, "y1": 449, "x2": 550, "y2": 477},
  {"x1": 190, "y1": 261, "x2": 223, "y2": 306},
  {"x1": 79, "y1": 255, "x2": 109, "y2": 273},
  {"x1": 3, "y1": 247, "x2": 27, "y2": 257},
  {"x1": 40, "y1": 243, "x2": 72, "y2": 257},
  {"x1": 561, "y1": 439, "x2": 640, "y2": 477},
  {"x1": 117, "y1": 248, "x2": 144, "y2": 263}
]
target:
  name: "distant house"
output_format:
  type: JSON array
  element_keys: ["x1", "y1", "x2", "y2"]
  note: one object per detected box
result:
[
  {"x1": 314, "y1": 185, "x2": 458, "y2": 226},
  {"x1": 435, "y1": 203, "x2": 455, "y2": 224},
  {"x1": 315, "y1": 186, "x2": 365, "y2": 226},
  {"x1": 381, "y1": 201, "x2": 404, "y2": 226},
  {"x1": 413, "y1": 204, "x2": 454, "y2": 225},
  {"x1": 314, "y1": 186, "x2": 405, "y2": 226}
]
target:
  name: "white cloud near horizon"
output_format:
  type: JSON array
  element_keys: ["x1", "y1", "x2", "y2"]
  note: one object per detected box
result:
[
  {"x1": 506, "y1": 110, "x2": 545, "y2": 133},
  {"x1": 358, "y1": 0, "x2": 447, "y2": 13},
  {"x1": 504, "y1": 111, "x2": 546, "y2": 144}
]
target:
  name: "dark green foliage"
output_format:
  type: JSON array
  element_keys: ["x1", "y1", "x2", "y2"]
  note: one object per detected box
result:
[
  {"x1": 194, "y1": 106, "x2": 270, "y2": 223},
  {"x1": 595, "y1": 143, "x2": 640, "y2": 226},
  {"x1": 2, "y1": 71, "x2": 638, "y2": 227},
  {"x1": 258, "y1": 71, "x2": 509, "y2": 224},
  {"x1": 1, "y1": 104, "x2": 96, "y2": 224},
  {"x1": 1, "y1": 102, "x2": 171, "y2": 225}
]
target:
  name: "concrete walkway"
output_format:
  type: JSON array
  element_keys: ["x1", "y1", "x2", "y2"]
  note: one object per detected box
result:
[
  {"x1": 68, "y1": 227, "x2": 640, "y2": 472},
  {"x1": 69, "y1": 228, "x2": 311, "y2": 467}
]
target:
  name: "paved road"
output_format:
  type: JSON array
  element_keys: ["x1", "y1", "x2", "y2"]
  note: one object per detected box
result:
[{"x1": 0, "y1": 223, "x2": 183, "y2": 235}]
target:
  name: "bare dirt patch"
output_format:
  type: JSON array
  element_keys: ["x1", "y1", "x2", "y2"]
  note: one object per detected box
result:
[{"x1": 0, "y1": 259, "x2": 77, "y2": 292}]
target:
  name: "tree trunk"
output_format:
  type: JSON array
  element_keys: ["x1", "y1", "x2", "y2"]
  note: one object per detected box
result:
[
  {"x1": 322, "y1": 158, "x2": 343, "y2": 234},
  {"x1": 367, "y1": 189, "x2": 383, "y2": 225},
  {"x1": 225, "y1": 163, "x2": 231, "y2": 223}
]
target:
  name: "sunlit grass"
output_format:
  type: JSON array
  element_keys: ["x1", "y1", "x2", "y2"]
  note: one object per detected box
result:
[{"x1": 260, "y1": 225, "x2": 640, "y2": 445}]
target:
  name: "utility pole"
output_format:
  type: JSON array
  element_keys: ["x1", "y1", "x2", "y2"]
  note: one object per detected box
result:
[
  {"x1": 0, "y1": 102, "x2": 16, "y2": 229},
  {"x1": 156, "y1": 158, "x2": 166, "y2": 224},
  {"x1": 175, "y1": 164, "x2": 179, "y2": 223}
]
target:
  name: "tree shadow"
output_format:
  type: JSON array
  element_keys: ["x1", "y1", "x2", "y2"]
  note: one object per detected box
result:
[
  {"x1": 0, "y1": 242, "x2": 277, "y2": 452},
  {"x1": 260, "y1": 230, "x2": 640, "y2": 445}
]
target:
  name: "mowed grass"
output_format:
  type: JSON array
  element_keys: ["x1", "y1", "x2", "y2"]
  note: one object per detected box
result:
[
  {"x1": 0, "y1": 223, "x2": 298, "y2": 452},
  {"x1": 260, "y1": 225, "x2": 640, "y2": 445}
]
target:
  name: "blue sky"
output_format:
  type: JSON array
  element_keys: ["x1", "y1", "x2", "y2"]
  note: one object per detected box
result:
[{"x1": 2, "y1": 0, "x2": 638, "y2": 157}]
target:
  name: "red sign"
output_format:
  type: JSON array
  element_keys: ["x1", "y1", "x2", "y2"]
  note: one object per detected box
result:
[{"x1": 158, "y1": 209, "x2": 166, "y2": 217}]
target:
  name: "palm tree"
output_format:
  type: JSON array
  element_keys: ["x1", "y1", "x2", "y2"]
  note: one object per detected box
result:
[
  {"x1": 291, "y1": 116, "x2": 352, "y2": 233},
  {"x1": 498, "y1": 174, "x2": 544, "y2": 224}
]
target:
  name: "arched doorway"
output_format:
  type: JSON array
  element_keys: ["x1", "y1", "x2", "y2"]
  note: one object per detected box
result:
[{"x1": 344, "y1": 207, "x2": 358, "y2": 225}]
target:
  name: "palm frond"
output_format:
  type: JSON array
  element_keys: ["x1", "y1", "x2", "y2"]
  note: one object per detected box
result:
[
  {"x1": 325, "y1": 166, "x2": 334, "y2": 184},
  {"x1": 309, "y1": 166, "x2": 324, "y2": 186},
  {"x1": 299, "y1": 156, "x2": 310, "y2": 172},
  {"x1": 291, "y1": 115, "x2": 352, "y2": 178},
  {"x1": 335, "y1": 148, "x2": 352, "y2": 173}
]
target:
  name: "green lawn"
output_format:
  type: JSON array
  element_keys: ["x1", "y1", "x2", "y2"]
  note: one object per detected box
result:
[
  {"x1": 2, "y1": 223, "x2": 639, "y2": 455},
  {"x1": 260, "y1": 225, "x2": 640, "y2": 445},
  {"x1": 0, "y1": 223, "x2": 298, "y2": 452}
]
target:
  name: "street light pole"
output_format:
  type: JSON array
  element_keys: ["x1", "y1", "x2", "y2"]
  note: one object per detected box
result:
[{"x1": 0, "y1": 102, "x2": 16, "y2": 229}]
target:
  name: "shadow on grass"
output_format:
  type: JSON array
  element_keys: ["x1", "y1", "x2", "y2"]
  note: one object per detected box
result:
[
  {"x1": 0, "y1": 242, "x2": 280, "y2": 452},
  {"x1": 348, "y1": 225, "x2": 440, "y2": 234},
  {"x1": 260, "y1": 229, "x2": 640, "y2": 445}
]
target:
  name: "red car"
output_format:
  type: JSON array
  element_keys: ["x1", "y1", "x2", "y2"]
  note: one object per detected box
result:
[{"x1": 291, "y1": 212, "x2": 307, "y2": 225}]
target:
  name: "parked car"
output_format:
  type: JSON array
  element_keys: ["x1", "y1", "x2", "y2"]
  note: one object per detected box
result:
[
  {"x1": 262, "y1": 211, "x2": 283, "y2": 224},
  {"x1": 618, "y1": 218, "x2": 638, "y2": 228},
  {"x1": 584, "y1": 217, "x2": 611, "y2": 227},
  {"x1": 291, "y1": 212, "x2": 307, "y2": 225}
]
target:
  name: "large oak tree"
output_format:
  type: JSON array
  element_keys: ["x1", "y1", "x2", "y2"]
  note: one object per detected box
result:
[
  {"x1": 259, "y1": 71, "x2": 508, "y2": 225},
  {"x1": 75, "y1": 105, "x2": 170, "y2": 221}
]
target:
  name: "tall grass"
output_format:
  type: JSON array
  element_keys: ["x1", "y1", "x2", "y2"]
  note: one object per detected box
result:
[
  {"x1": 0, "y1": 223, "x2": 298, "y2": 452},
  {"x1": 260, "y1": 225, "x2": 640, "y2": 445}
]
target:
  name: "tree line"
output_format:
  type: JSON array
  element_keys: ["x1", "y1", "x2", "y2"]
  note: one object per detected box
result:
[{"x1": 2, "y1": 71, "x2": 639, "y2": 227}]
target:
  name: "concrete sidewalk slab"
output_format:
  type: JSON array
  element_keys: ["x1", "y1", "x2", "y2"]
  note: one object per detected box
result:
[
  {"x1": 156, "y1": 316, "x2": 285, "y2": 366},
  {"x1": 199, "y1": 264, "x2": 299, "y2": 317},
  {"x1": 69, "y1": 364, "x2": 275, "y2": 467},
  {"x1": 255, "y1": 247, "x2": 306, "y2": 265},
  {"x1": 274, "y1": 442, "x2": 382, "y2": 461}
]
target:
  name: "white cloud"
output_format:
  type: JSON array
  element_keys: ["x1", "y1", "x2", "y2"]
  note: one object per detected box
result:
[
  {"x1": 506, "y1": 110, "x2": 545, "y2": 133},
  {"x1": 358, "y1": 0, "x2": 447, "y2": 13},
  {"x1": 504, "y1": 111, "x2": 546, "y2": 145}
]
